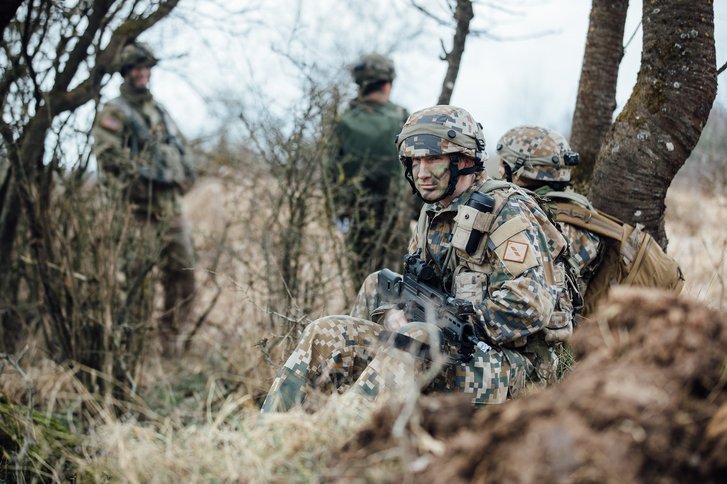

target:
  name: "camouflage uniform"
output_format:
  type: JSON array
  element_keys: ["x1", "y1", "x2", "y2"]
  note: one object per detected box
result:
[
  {"x1": 328, "y1": 53, "x2": 411, "y2": 286},
  {"x1": 496, "y1": 125, "x2": 603, "y2": 296},
  {"x1": 92, "y1": 43, "x2": 196, "y2": 354},
  {"x1": 262, "y1": 107, "x2": 573, "y2": 413}
]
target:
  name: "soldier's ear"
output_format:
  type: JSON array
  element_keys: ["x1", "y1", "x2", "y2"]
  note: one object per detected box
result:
[{"x1": 458, "y1": 157, "x2": 475, "y2": 169}]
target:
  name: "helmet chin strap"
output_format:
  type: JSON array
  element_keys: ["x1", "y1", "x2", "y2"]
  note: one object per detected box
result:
[
  {"x1": 405, "y1": 154, "x2": 480, "y2": 203},
  {"x1": 502, "y1": 163, "x2": 513, "y2": 182}
]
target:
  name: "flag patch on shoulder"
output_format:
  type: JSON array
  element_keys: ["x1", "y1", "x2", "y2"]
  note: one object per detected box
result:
[
  {"x1": 101, "y1": 116, "x2": 121, "y2": 132},
  {"x1": 503, "y1": 240, "x2": 529, "y2": 263}
]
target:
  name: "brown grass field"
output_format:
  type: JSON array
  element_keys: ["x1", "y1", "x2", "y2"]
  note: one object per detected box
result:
[{"x1": 1, "y1": 168, "x2": 725, "y2": 481}]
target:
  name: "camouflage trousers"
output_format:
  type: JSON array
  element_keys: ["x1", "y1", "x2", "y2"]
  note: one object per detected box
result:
[
  {"x1": 128, "y1": 192, "x2": 196, "y2": 355},
  {"x1": 261, "y1": 272, "x2": 535, "y2": 413}
]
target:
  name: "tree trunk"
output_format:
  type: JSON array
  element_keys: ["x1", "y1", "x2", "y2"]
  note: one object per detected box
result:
[
  {"x1": 570, "y1": 0, "x2": 628, "y2": 189},
  {"x1": 0, "y1": 0, "x2": 23, "y2": 39},
  {"x1": 588, "y1": 0, "x2": 716, "y2": 248},
  {"x1": 437, "y1": 0, "x2": 474, "y2": 105}
]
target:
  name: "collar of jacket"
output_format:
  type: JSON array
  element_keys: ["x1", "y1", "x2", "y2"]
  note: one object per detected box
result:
[
  {"x1": 425, "y1": 179, "x2": 486, "y2": 217},
  {"x1": 120, "y1": 82, "x2": 153, "y2": 107}
]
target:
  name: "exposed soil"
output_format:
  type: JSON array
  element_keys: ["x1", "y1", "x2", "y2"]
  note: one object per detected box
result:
[{"x1": 336, "y1": 287, "x2": 727, "y2": 483}]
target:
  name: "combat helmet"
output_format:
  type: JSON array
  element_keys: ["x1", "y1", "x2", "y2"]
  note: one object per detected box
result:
[
  {"x1": 350, "y1": 53, "x2": 396, "y2": 90},
  {"x1": 118, "y1": 42, "x2": 158, "y2": 76},
  {"x1": 496, "y1": 126, "x2": 579, "y2": 187},
  {"x1": 395, "y1": 105, "x2": 487, "y2": 202}
]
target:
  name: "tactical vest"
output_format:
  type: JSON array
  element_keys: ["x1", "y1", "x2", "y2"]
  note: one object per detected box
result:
[
  {"x1": 335, "y1": 101, "x2": 408, "y2": 183},
  {"x1": 545, "y1": 190, "x2": 684, "y2": 315},
  {"x1": 108, "y1": 95, "x2": 193, "y2": 190},
  {"x1": 415, "y1": 179, "x2": 579, "y2": 346}
]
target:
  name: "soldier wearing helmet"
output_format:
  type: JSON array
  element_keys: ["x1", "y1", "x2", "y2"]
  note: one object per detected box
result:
[
  {"x1": 496, "y1": 126, "x2": 602, "y2": 297},
  {"x1": 92, "y1": 41, "x2": 196, "y2": 356},
  {"x1": 262, "y1": 106, "x2": 575, "y2": 414},
  {"x1": 328, "y1": 52, "x2": 411, "y2": 287}
]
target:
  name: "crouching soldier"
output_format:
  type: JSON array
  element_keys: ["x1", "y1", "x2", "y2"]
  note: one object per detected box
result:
[
  {"x1": 261, "y1": 106, "x2": 576, "y2": 413},
  {"x1": 495, "y1": 125, "x2": 682, "y2": 315}
]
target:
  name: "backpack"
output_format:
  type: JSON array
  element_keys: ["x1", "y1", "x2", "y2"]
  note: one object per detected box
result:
[{"x1": 545, "y1": 191, "x2": 684, "y2": 314}]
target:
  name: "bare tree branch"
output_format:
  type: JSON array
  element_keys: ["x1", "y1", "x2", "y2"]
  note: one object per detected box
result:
[
  {"x1": 0, "y1": 0, "x2": 24, "y2": 39},
  {"x1": 437, "y1": 0, "x2": 474, "y2": 105}
]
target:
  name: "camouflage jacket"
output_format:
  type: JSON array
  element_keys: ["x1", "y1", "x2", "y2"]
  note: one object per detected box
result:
[
  {"x1": 408, "y1": 179, "x2": 572, "y2": 347},
  {"x1": 330, "y1": 98, "x2": 409, "y2": 198},
  {"x1": 92, "y1": 83, "x2": 195, "y2": 206},
  {"x1": 534, "y1": 186, "x2": 603, "y2": 295}
]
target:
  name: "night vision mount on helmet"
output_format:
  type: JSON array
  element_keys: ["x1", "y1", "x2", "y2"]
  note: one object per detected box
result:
[{"x1": 496, "y1": 125, "x2": 579, "y2": 186}]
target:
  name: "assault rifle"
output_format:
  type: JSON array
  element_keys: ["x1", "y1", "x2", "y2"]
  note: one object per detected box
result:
[{"x1": 377, "y1": 253, "x2": 491, "y2": 362}]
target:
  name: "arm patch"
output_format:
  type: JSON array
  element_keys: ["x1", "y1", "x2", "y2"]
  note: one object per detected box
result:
[
  {"x1": 100, "y1": 115, "x2": 122, "y2": 133},
  {"x1": 490, "y1": 215, "x2": 538, "y2": 277}
]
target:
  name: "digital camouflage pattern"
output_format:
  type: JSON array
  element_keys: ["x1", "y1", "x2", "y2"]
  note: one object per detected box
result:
[
  {"x1": 397, "y1": 105, "x2": 486, "y2": 162},
  {"x1": 497, "y1": 125, "x2": 603, "y2": 301},
  {"x1": 496, "y1": 125, "x2": 577, "y2": 184},
  {"x1": 262, "y1": 174, "x2": 570, "y2": 411},
  {"x1": 260, "y1": 315, "x2": 382, "y2": 412},
  {"x1": 263, "y1": 108, "x2": 572, "y2": 412},
  {"x1": 93, "y1": 73, "x2": 196, "y2": 355},
  {"x1": 559, "y1": 218, "x2": 602, "y2": 293},
  {"x1": 411, "y1": 180, "x2": 567, "y2": 347},
  {"x1": 262, "y1": 296, "x2": 533, "y2": 412}
]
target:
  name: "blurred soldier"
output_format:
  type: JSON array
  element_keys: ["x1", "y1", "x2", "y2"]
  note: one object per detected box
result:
[
  {"x1": 262, "y1": 106, "x2": 576, "y2": 413},
  {"x1": 495, "y1": 125, "x2": 682, "y2": 314},
  {"x1": 496, "y1": 126, "x2": 601, "y2": 297},
  {"x1": 328, "y1": 53, "x2": 411, "y2": 286},
  {"x1": 92, "y1": 41, "x2": 196, "y2": 356}
]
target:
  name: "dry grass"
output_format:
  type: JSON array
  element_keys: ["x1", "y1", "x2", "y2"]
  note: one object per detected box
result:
[
  {"x1": 75, "y1": 395, "x2": 389, "y2": 482},
  {"x1": 2, "y1": 172, "x2": 725, "y2": 482},
  {"x1": 665, "y1": 186, "x2": 727, "y2": 312}
]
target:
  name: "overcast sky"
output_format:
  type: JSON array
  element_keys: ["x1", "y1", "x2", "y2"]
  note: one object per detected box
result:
[{"x1": 106, "y1": 0, "x2": 727, "y2": 153}]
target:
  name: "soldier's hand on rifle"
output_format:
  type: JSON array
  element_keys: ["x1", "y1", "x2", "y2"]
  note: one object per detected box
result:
[{"x1": 383, "y1": 308, "x2": 409, "y2": 331}]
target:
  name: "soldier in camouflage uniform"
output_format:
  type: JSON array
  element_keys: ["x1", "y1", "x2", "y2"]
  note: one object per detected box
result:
[
  {"x1": 328, "y1": 53, "x2": 411, "y2": 286},
  {"x1": 262, "y1": 106, "x2": 576, "y2": 413},
  {"x1": 496, "y1": 126, "x2": 602, "y2": 297},
  {"x1": 92, "y1": 42, "x2": 196, "y2": 356}
]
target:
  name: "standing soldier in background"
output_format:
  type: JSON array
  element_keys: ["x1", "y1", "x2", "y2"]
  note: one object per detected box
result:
[
  {"x1": 328, "y1": 53, "x2": 411, "y2": 286},
  {"x1": 92, "y1": 42, "x2": 196, "y2": 356}
]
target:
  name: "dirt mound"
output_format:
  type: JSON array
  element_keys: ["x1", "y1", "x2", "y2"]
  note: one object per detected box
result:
[{"x1": 337, "y1": 288, "x2": 727, "y2": 483}]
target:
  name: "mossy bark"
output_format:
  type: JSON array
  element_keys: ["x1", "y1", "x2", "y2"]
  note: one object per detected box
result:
[
  {"x1": 570, "y1": 0, "x2": 629, "y2": 190},
  {"x1": 588, "y1": 0, "x2": 717, "y2": 248}
]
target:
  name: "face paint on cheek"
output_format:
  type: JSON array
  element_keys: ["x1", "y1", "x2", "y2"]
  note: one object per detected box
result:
[
  {"x1": 427, "y1": 162, "x2": 450, "y2": 180},
  {"x1": 415, "y1": 160, "x2": 452, "y2": 200}
]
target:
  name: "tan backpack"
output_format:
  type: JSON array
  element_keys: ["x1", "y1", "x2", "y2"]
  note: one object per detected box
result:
[{"x1": 546, "y1": 191, "x2": 684, "y2": 314}]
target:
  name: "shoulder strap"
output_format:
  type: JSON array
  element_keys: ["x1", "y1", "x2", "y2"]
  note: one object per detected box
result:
[
  {"x1": 551, "y1": 201, "x2": 626, "y2": 242},
  {"x1": 479, "y1": 178, "x2": 513, "y2": 195},
  {"x1": 544, "y1": 190, "x2": 595, "y2": 211},
  {"x1": 154, "y1": 101, "x2": 186, "y2": 155},
  {"x1": 416, "y1": 207, "x2": 430, "y2": 254}
]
